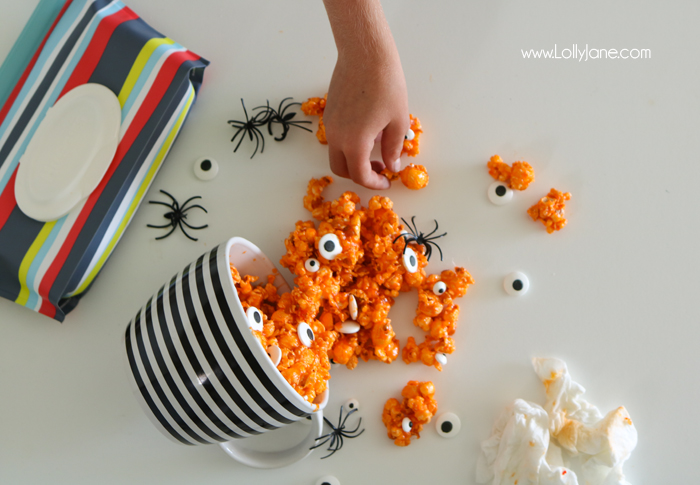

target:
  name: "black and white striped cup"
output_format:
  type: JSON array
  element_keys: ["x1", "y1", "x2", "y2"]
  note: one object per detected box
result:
[{"x1": 124, "y1": 237, "x2": 328, "y2": 468}]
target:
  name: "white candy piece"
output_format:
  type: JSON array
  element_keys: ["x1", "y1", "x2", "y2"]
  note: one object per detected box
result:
[
  {"x1": 343, "y1": 398, "x2": 360, "y2": 412},
  {"x1": 338, "y1": 321, "x2": 360, "y2": 334},
  {"x1": 246, "y1": 306, "x2": 263, "y2": 332},
  {"x1": 297, "y1": 322, "x2": 315, "y2": 347},
  {"x1": 488, "y1": 181, "x2": 513, "y2": 206},
  {"x1": 436, "y1": 412, "x2": 461, "y2": 438},
  {"x1": 348, "y1": 295, "x2": 358, "y2": 320},
  {"x1": 405, "y1": 128, "x2": 415, "y2": 141},
  {"x1": 266, "y1": 345, "x2": 282, "y2": 367},
  {"x1": 318, "y1": 233, "x2": 342, "y2": 260},
  {"x1": 402, "y1": 247, "x2": 419, "y2": 273},
  {"x1": 433, "y1": 281, "x2": 447, "y2": 296},
  {"x1": 401, "y1": 417, "x2": 413, "y2": 433},
  {"x1": 477, "y1": 358, "x2": 638, "y2": 485},
  {"x1": 504, "y1": 272, "x2": 529, "y2": 296},
  {"x1": 435, "y1": 353, "x2": 447, "y2": 366},
  {"x1": 194, "y1": 157, "x2": 219, "y2": 181},
  {"x1": 305, "y1": 258, "x2": 320, "y2": 273}
]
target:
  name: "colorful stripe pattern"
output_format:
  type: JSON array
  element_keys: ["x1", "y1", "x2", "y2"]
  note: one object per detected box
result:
[
  {"x1": 0, "y1": 0, "x2": 209, "y2": 321},
  {"x1": 125, "y1": 242, "x2": 312, "y2": 445}
]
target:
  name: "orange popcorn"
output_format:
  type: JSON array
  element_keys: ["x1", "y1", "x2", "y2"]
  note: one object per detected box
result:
[
  {"x1": 302, "y1": 95, "x2": 423, "y2": 158},
  {"x1": 382, "y1": 380, "x2": 438, "y2": 446},
  {"x1": 381, "y1": 163, "x2": 429, "y2": 191},
  {"x1": 402, "y1": 114, "x2": 422, "y2": 157},
  {"x1": 487, "y1": 155, "x2": 534, "y2": 191},
  {"x1": 301, "y1": 95, "x2": 327, "y2": 144},
  {"x1": 527, "y1": 188, "x2": 571, "y2": 234}
]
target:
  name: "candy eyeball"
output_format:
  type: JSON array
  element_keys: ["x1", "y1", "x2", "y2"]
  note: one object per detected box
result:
[
  {"x1": 266, "y1": 345, "x2": 282, "y2": 367},
  {"x1": 246, "y1": 306, "x2": 263, "y2": 332},
  {"x1": 315, "y1": 476, "x2": 340, "y2": 485},
  {"x1": 504, "y1": 272, "x2": 530, "y2": 296},
  {"x1": 305, "y1": 258, "x2": 320, "y2": 273},
  {"x1": 402, "y1": 247, "x2": 419, "y2": 273},
  {"x1": 318, "y1": 233, "x2": 342, "y2": 260},
  {"x1": 338, "y1": 321, "x2": 360, "y2": 334},
  {"x1": 432, "y1": 281, "x2": 447, "y2": 296},
  {"x1": 194, "y1": 157, "x2": 219, "y2": 181},
  {"x1": 298, "y1": 322, "x2": 315, "y2": 347},
  {"x1": 343, "y1": 398, "x2": 360, "y2": 412},
  {"x1": 405, "y1": 128, "x2": 415, "y2": 141},
  {"x1": 435, "y1": 353, "x2": 447, "y2": 366},
  {"x1": 401, "y1": 417, "x2": 413, "y2": 433},
  {"x1": 348, "y1": 295, "x2": 358, "y2": 320},
  {"x1": 436, "y1": 412, "x2": 461, "y2": 438},
  {"x1": 488, "y1": 181, "x2": 513, "y2": 206}
]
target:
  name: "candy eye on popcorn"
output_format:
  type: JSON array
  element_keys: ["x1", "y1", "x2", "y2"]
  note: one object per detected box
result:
[
  {"x1": 305, "y1": 258, "x2": 320, "y2": 273},
  {"x1": 318, "y1": 233, "x2": 342, "y2": 260},
  {"x1": 298, "y1": 322, "x2": 315, "y2": 347},
  {"x1": 246, "y1": 306, "x2": 264, "y2": 331},
  {"x1": 401, "y1": 417, "x2": 413, "y2": 433},
  {"x1": 432, "y1": 281, "x2": 447, "y2": 295},
  {"x1": 402, "y1": 247, "x2": 419, "y2": 273}
]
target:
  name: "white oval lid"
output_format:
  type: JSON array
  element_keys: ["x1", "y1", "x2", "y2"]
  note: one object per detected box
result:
[{"x1": 15, "y1": 83, "x2": 121, "y2": 221}]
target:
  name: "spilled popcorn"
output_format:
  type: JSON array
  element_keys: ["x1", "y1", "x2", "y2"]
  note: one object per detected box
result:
[{"x1": 476, "y1": 358, "x2": 637, "y2": 485}]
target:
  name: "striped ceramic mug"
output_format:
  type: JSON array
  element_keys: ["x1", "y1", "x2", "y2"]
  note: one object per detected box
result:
[{"x1": 124, "y1": 237, "x2": 328, "y2": 468}]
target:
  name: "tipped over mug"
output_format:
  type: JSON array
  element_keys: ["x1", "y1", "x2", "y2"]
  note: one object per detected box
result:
[{"x1": 124, "y1": 237, "x2": 328, "y2": 468}]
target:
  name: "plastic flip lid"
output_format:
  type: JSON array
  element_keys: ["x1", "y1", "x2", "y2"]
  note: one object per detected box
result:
[{"x1": 15, "y1": 83, "x2": 121, "y2": 222}]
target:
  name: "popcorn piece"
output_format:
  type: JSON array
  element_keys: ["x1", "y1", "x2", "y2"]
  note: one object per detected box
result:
[
  {"x1": 402, "y1": 114, "x2": 422, "y2": 157},
  {"x1": 381, "y1": 163, "x2": 429, "y2": 190},
  {"x1": 382, "y1": 380, "x2": 437, "y2": 446},
  {"x1": 528, "y1": 188, "x2": 571, "y2": 233},
  {"x1": 487, "y1": 155, "x2": 535, "y2": 191}
]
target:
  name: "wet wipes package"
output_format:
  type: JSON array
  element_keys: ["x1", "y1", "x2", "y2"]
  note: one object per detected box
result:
[{"x1": 0, "y1": 0, "x2": 208, "y2": 321}]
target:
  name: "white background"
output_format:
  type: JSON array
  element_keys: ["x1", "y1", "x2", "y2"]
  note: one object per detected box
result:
[{"x1": 0, "y1": 0, "x2": 696, "y2": 483}]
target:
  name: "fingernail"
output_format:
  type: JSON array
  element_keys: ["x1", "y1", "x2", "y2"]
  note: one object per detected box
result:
[
  {"x1": 391, "y1": 158, "x2": 401, "y2": 172},
  {"x1": 381, "y1": 177, "x2": 391, "y2": 189}
]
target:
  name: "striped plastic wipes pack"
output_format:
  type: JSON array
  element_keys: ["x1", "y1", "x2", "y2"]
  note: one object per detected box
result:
[{"x1": 0, "y1": 0, "x2": 209, "y2": 321}]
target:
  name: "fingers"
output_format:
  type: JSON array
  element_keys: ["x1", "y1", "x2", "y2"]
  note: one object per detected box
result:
[
  {"x1": 329, "y1": 146, "x2": 350, "y2": 179},
  {"x1": 381, "y1": 117, "x2": 410, "y2": 173},
  {"x1": 346, "y1": 142, "x2": 390, "y2": 190}
]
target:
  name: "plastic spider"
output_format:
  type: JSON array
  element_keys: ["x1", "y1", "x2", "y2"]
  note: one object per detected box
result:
[
  {"x1": 228, "y1": 98, "x2": 270, "y2": 158},
  {"x1": 394, "y1": 216, "x2": 447, "y2": 261},
  {"x1": 310, "y1": 405, "x2": 365, "y2": 459},
  {"x1": 147, "y1": 190, "x2": 208, "y2": 241},
  {"x1": 260, "y1": 97, "x2": 312, "y2": 141}
]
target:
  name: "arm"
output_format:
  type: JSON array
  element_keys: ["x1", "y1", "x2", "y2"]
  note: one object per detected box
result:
[{"x1": 322, "y1": 0, "x2": 409, "y2": 189}]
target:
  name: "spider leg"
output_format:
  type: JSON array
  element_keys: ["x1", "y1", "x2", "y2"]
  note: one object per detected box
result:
[
  {"x1": 153, "y1": 224, "x2": 177, "y2": 240},
  {"x1": 339, "y1": 407, "x2": 357, "y2": 429},
  {"x1": 341, "y1": 416, "x2": 363, "y2": 435},
  {"x1": 424, "y1": 219, "x2": 441, "y2": 238},
  {"x1": 148, "y1": 200, "x2": 176, "y2": 209},
  {"x1": 180, "y1": 219, "x2": 208, "y2": 231},
  {"x1": 424, "y1": 244, "x2": 432, "y2": 261},
  {"x1": 309, "y1": 434, "x2": 332, "y2": 450},
  {"x1": 435, "y1": 242, "x2": 444, "y2": 261},
  {"x1": 178, "y1": 220, "x2": 199, "y2": 241},
  {"x1": 147, "y1": 222, "x2": 175, "y2": 229},
  {"x1": 233, "y1": 127, "x2": 248, "y2": 152},
  {"x1": 157, "y1": 190, "x2": 179, "y2": 207},
  {"x1": 286, "y1": 120, "x2": 313, "y2": 133},
  {"x1": 410, "y1": 216, "x2": 420, "y2": 236},
  {"x1": 181, "y1": 204, "x2": 208, "y2": 215},
  {"x1": 249, "y1": 126, "x2": 264, "y2": 158},
  {"x1": 179, "y1": 196, "x2": 203, "y2": 209},
  {"x1": 341, "y1": 427, "x2": 365, "y2": 439}
]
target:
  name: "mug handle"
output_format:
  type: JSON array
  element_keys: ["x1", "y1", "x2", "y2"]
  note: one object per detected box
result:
[{"x1": 219, "y1": 411, "x2": 323, "y2": 468}]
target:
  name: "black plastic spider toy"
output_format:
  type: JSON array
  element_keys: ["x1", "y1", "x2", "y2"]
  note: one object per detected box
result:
[
  {"x1": 147, "y1": 190, "x2": 208, "y2": 241},
  {"x1": 228, "y1": 98, "x2": 270, "y2": 159},
  {"x1": 394, "y1": 216, "x2": 447, "y2": 261},
  {"x1": 261, "y1": 97, "x2": 312, "y2": 141},
  {"x1": 310, "y1": 405, "x2": 365, "y2": 459}
]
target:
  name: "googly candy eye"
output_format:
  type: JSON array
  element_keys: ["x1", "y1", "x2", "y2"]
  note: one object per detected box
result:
[
  {"x1": 432, "y1": 281, "x2": 447, "y2": 296},
  {"x1": 318, "y1": 233, "x2": 342, "y2": 260},
  {"x1": 246, "y1": 306, "x2": 263, "y2": 332},
  {"x1": 402, "y1": 247, "x2": 419, "y2": 273},
  {"x1": 402, "y1": 417, "x2": 413, "y2": 433},
  {"x1": 435, "y1": 353, "x2": 447, "y2": 366},
  {"x1": 266, "y1": 345, "x2": 282, "y2": 366},
  {"x1": 343, "y1": 398, "x2": 360, "y2": 412},
  {"x1": 348, "y1": 295, "x2": 358, "y2": 320},
  {"x1": 488, "y1": 181, "x2": 513, "y2": 206},
  {"x1": 305, "y1": 258, "x2": 320, "y2": 273},
  {"x1": 405, "y1": 128, "x2": 415, "y2": 141},
  {"x1": 436, "y1": 412, "x2": 461, "y2": 438},
  {"x1": 298, "y1": 322, "x2": 315, "y2": 347},
  {"x1": 315, "y1": 476, "x2": 340, "y2": 485},
  {"x1": 194, "y1": 157, "x2": 219, "y2": 181},
  {"x1": 504, "y1": 272, "x2": 530, "y2": 296}
]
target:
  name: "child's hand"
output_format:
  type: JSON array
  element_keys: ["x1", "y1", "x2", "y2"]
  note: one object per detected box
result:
[{"x1": 323, "y1": 0, "x2": 409, "y2": 190}]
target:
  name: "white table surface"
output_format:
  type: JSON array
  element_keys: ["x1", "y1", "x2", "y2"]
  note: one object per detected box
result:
[{"x1": 0, "y1": 0, "x2": 697, "y2": 483}]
